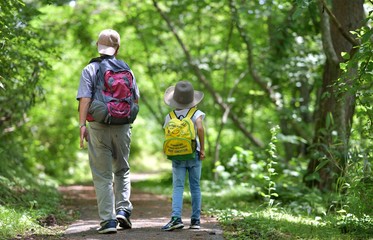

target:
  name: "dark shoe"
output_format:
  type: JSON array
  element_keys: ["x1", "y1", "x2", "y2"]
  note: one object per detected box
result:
[
  {"x1": 97, "y1": 219, "x2": 117, "y2": 234},
  {"x1": 161, "y1": 217, "x2": 184, "y2": 231},
  {"x1": 189, "y1": 219, "x2": 200, "y2": 229},
  {"x1": 116, "y1": 209, "x2": 132, "y2": 229}
]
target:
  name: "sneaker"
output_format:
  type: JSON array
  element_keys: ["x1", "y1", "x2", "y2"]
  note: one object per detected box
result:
[
  {"x1": 161, "y1": 217, "x2": 184, "y2": 231},
  {"x1": 116, "y1": 209, "x2": 132, "y2": 229},
  {"x1": 97, "y1": 219, "x2": 117, "y2": 234},
  {"x1": 189, "y1": 219, "x2": 200, "y2": 229}
]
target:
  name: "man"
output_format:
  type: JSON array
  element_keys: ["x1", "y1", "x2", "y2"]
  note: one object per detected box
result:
[{"x1": 76, "y1": 29, "x2": 140, "y2": 234}]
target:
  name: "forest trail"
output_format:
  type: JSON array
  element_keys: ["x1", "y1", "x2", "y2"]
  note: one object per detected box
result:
[{"x1": 56, "y1": 173, "x2": 224, "y2": 240}]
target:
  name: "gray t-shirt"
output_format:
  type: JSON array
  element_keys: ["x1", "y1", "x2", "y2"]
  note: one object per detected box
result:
[
  {"x1": 163, "y1": 108, "x2": 205, "y2": 151},
  {"x1": 76, "y1": 59, "x2": 140, "y2": 100}
]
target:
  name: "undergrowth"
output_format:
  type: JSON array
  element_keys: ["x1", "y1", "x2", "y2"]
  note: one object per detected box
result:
[
  {"x1": 133, "y1": 174, "x2": 373, "y2": 240},
  {"x1": 0, "y1": 147, "x2": 72, "y2": 239}
]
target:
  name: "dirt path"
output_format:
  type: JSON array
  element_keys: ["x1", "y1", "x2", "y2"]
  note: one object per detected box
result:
[{"x1": 57, "y1": 174, "x2": 224, "y2": 240}]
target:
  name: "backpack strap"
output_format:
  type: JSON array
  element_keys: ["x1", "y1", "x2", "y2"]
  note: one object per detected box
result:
[
  {"x1": 169, "y1": 107, "x2": 197, "y2": 120},
  {"x1": 169, "y1": 111, "x2": 177, "y2": 119},
  {"x1": 89, "y1": 55, "x2": 114, "y2": 64},
  {"x1": 186, "y1": 107, "x2": 197, "y2": 119},
  {"x1": 89, "y1": 56, "x2": 110, "y2": 96},
  {"x1": 89, "y1": 57, "x2": 103, "y2": 64}
]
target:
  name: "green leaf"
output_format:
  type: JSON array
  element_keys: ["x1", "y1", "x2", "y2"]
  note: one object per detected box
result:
[
  {"x1": 315, "y1": 159, "x2": 330, "y2": 172},
  {"x1": 340, "y1": 62, "x2": 347, "y2": 72},
  {"x1": 326, "y1": 112, "x2": 334, "y2": 129},
  {"x1": 337, "y1": 209, "x2": 347, "y2": 214},
  {"x1": 341, "y1": 52, "x2": 350, "y2": 60}
]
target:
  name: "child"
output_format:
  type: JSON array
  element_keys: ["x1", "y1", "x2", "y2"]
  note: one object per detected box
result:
[{"x1": 162, "y1": 81, "x2": 206, "y2": 231}]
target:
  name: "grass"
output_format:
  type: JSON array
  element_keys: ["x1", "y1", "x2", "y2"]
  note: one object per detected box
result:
[
  {"x1": 0, "y1": 171, "x2": 73, "y2": 239},
  {"x1": 217, "y1": 208, "x2": 354, "y2": 240},
  {"x1": 1, "y1": 166, "x2": 371, "y2": 239},
  {"x1": 132, "y1": 174, "x2": 373, "y2": 240}
]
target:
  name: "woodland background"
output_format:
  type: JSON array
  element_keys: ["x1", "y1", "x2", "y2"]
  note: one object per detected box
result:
[{"x1": 0, "y1": 0, "x2": 372, "y2": 239}]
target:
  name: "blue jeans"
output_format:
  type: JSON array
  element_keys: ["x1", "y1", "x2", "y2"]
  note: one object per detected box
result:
[
  {"x1": 88, "y1": 122, "x2": 133, "y2": 223},
  {"x1": 171, "y1": 153, "x2": 202, "y2": 220}
]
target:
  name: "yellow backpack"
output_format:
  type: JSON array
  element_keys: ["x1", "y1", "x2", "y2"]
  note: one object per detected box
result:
[{"x1": 163, "y1": 107, "x2": 197, "y2": 160}]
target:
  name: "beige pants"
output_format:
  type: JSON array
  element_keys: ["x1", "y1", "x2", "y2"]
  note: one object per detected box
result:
[{"x1": 88, "y1": 122, "x2": 133, "y2": 223}]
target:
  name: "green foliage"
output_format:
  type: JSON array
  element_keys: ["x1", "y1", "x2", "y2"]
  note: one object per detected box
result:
[
  {"x1": 339, "y1": 12, "x2": 373, "y2": 141},
  {"x1": 260, "y1": 125, "x2": 280, "y2": 208},
  {"x1": 337, "y1": 214, "x2": 373, "y2": 236},
  {"x1": 133, "y1": 174, "x2": 373, "y2": 240},
  {"x1": 333, "y1": 10, "x2": 373, "y2": 208},
  {"x1": 348, "y1": 177, "x2": 373, "y2": 217},
  {"x1": 0, "y1": 149, "x2": 67, "y2": 239},
  {"x1": 0, "y1": 0, "x2": 52, "y2": 134},
  {"x1": 0, "y1": 0, "x2": 371, "y2": 238},
  {"x1": 0, "y1": 182, "x2": 66, "y2": 239},
  {"x1": 1, "y1": 0, "x2": 323, "y2": 183},
  {"x1": 219, "y1": 210, "x2": 359, "y2": 240},
  {"x1": 0, "y1": 0, "x2": 371, "y2": 231},
  {"x1": 331, "y1": 147, "x2": 373, "y2": 222}
]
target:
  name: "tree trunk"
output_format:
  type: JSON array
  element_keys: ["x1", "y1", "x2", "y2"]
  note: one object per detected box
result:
[{"x1": 305, "y1": 0, "x2": 364, "y2": 191}]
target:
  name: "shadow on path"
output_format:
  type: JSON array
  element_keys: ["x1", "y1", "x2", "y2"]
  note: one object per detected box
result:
[{"x1": 57, "y1": 174, "x2": 224, "y2": 240}]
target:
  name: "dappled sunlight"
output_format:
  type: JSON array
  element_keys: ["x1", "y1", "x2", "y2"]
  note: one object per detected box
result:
[
  {"x1": 259, "y1": 209, "x2": 327, "y2": 227},
  {"x1": 61, "y1": 182, "x2": 224, "y2": 239},
  {"x1": 1, "y1": 0, "x2": 371, "y2": 239},
  {"x1": 221, "y1": 209, "x2": 343, "y2": 240}
]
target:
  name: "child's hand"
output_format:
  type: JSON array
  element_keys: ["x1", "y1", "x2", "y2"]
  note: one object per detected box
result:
[{"x1": 199, "y1": 150, "x2": 205, "y2": 160}]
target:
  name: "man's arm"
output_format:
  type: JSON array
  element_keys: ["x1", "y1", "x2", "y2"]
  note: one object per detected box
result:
[{"x1": 78, "y1": 97, "x2": 91, "y2": 148}]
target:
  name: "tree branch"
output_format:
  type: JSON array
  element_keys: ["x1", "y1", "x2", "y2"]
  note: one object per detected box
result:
[
  {"x1": 320, "y1": 0, "x2": 359, "y2": 47},
  {"x1": 229, "y1": 0, "x2": 283, "y2": 109},
  {"x1": 131, "y1": 16, "x2": 165, "y2": 126},
  {"x1": 152, "y1": 0, "x2": 264, "y2": 147},
  {"x1": 318, "y1": 0, "x2": 339, "y2": 65}
]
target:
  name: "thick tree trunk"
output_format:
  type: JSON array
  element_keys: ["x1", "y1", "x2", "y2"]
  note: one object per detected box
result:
[{"x1": 305, "y1": 0, "x2": 364, "y2": 191}]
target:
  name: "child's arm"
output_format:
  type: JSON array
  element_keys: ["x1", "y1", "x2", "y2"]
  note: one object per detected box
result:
[{"x1": 195, "y1": 115, "x2": 205, "y2": 160}]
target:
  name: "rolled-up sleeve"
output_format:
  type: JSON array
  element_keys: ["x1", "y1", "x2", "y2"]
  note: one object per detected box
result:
[
  {"x1": 131, "y1": 70, "x2": 140, "y2": 101},
  {"x1": 76, "y1": 64, "x2": 97, "y2": 100}
]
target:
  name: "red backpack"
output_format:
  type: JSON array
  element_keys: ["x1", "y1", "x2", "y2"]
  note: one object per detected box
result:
[{"x1": 87, "y1": 56, "x2": 139, "y2": 125}]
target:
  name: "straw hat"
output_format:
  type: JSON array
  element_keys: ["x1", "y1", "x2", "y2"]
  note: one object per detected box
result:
[{"x1": 164, "y1": 81, "x2": 204, "y2": 109}]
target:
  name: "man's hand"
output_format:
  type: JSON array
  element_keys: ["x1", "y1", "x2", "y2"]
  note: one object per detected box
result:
[
  {"x1": 78, "y1": 97, "x2": 91, "y2": 149},
  {"x1": 80, "y1": 126, "x2": 89, "y2": 148}
]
